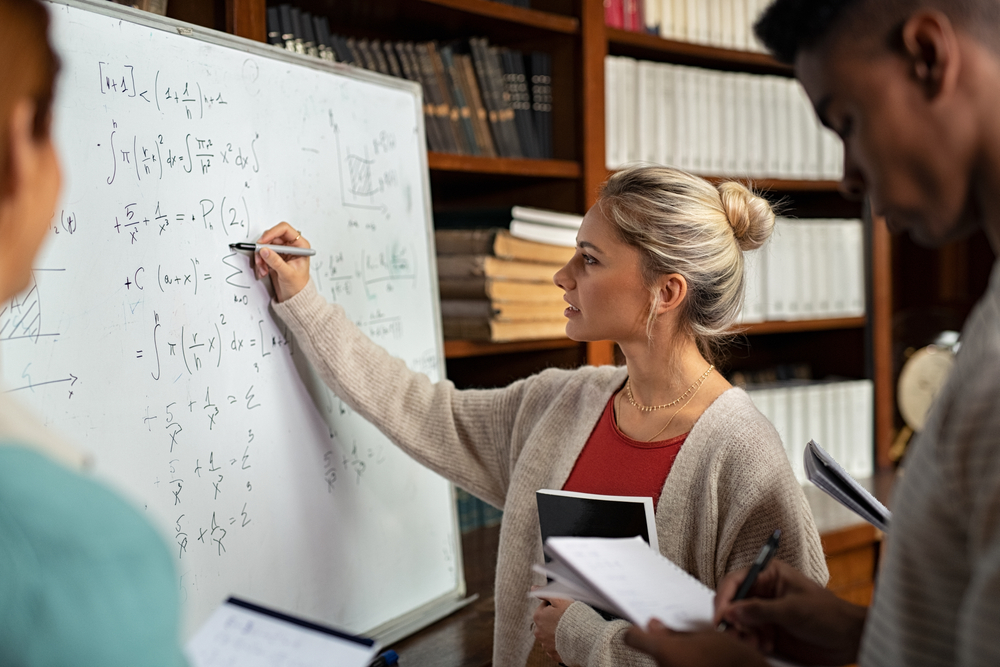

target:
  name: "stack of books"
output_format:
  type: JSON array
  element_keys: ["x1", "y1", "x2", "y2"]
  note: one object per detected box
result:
[
  {"x1": 266, "y1": 6, "x2": 553, "y2": 159},
  {"x1": 609, "y1": 0, "x2": 773, "y2": 54},
  {"x1": 436, "y1": 207, "x2": 581, "y2": 342}
]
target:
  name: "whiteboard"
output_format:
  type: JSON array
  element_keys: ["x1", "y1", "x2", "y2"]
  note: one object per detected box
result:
[{"x1": 2, "y1": 0, "x2": 463, "y2": 643}]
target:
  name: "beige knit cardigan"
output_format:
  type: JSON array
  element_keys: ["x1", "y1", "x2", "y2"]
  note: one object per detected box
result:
[{"x1": 273, "y1": 282, "x2": 828, "y2": 667}]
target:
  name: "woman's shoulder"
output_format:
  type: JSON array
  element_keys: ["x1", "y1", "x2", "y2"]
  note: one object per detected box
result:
[{"x1": 688, "y1": 387, "x2": 785, "y2": 458}]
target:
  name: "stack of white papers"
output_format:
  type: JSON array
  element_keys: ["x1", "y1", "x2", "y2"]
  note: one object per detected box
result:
[
  {"x1": 804, "y1": 440, "x2": 890, "y2": 532},
  {"x1": 186, "y1": 598, "x2": 380, "y2": 667},
  {"x1": 531, "y1": 536, "x2": 714, "y2": 631}
]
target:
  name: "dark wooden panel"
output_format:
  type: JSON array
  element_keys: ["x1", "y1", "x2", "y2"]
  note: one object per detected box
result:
[{"x1": 446, "y1": 345, "x2": 586, "y2": 389}]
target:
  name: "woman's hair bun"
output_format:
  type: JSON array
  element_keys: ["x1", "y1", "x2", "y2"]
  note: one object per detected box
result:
[{"x1": 716, "y1": 181, "x2": 775, "y2": 251}]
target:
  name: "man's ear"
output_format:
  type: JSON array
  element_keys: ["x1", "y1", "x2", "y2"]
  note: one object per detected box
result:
[
  {"x1": 653, "y1": 273, "x2": 687, "y2": 316},
  {"x1": 1, "y1": 100, "x2": 37, "y2": 201},
  {"x1": 901, "y1": 9, "x2": 960, "y2": 100}
]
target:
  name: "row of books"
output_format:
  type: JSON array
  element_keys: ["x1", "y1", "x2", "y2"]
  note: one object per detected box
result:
[
  {"x1": 609, "y1": 0, "x2": 772, "y2": 54},
  {"x1": 436, "y1": 207, "x2": 581, "y2": 342},
  {"x1": 746, "y1": 379, "x2": 875, "y2": 485},
  {"x1": 266, "y1": 5, "x2": 553, "y2": 159},
  {"x1": 741, "y1": 218, "x2": 866, "y2": 324},
  {"x1": 605, "y1": 57, "x2": 843, "y2": 180}
]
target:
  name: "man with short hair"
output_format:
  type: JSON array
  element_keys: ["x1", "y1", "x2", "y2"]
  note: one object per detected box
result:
[{"x1": 624, "y1": 1, "x2": 1000, "y2": 665}]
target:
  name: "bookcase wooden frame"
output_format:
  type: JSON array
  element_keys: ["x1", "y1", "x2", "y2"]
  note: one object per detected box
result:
[{"x1": 188, "y1": 0, "x2": 892, "y2": 471}]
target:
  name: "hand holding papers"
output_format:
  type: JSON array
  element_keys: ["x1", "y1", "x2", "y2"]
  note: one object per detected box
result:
[
  {"x1": 531, "y1": 536, "x2": 715, "y2": 631},
  {"x1": 804, "y1": 440, "x2": 891, "y2": 532}
]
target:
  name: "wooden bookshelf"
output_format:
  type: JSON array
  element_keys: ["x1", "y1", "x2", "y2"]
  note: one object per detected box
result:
[
  {"x1": 213, "y1": 0, "x2": 894, "y2": 474},
  {"x1": 420, "y1": 0, "x2": 579, "y2": 34},
  {"x1": 428, "y1": 153, "x2": 581, "y2": 178},
  {"x1": 606, "y1": 27, "x2": 793, "y2": 76},
  {"x1": 444, "y1": 337, "x2": 577, "y2": 359},
  {"x1": 739, "y1": 317, "x2": 867, "y2": 336}
]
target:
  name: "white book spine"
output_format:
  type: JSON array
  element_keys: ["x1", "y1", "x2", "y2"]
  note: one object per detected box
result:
[
  {"x1": 812, "y1": 220, "x2": 832, "y2": 317},
  {"x1": 671, "y1": 0, "x2": 686, "y2": 41},
  {"x1": 853, "y1": 380, "x2": 875, "y2": 478},
  {"x1": 787, "y1": 221, "x2": 806, "y2": 319},
  {"x1": 788, "y1": 386, "x2": 809, "y2": 483},
  {"x1": 656, "y1": 64, "x2": 674, "y2": 166},
  {"x1": 644, "y1": 0, "x2": 661, "y2": 33},
  {"x1": 707, "y1": 70, "x2": 724, "y2": 174},
  {"x1": 775, "y1": 77, "x2": 793, "y2": 178},
  {"x1": 605, "y1": 57, "x2": 619, "y2": 169},
  {"x1": 722, "y1": 72, "x2": 739, "y2": 175},
  {"x1": 732, "y1": 0, "x2": 748, "y2": 51},
  {"x1": 804, "y1": 384, "x2": 826, "y2": 481},
  {"x1": 685, "y1": 0, "x2": 699, "y2": 43},
  {"x1": 845, "y1": 218, "x2": 866, "y2": 316},
  {"x1": 692, "y1": 68, "x2": 708, "y2": 172},
  {"x1": 739, "y1": 244, "x2": 766, "y2": 323},
  {"x1": 765, "y1": 218, "x2": 788, "y2": 320},
  {"x1": 637, "y1": 61, "x2": 658, "y2": 164},
  {"x1": 697, "y1": 0, "x2": 710, "y2": 44},
  {"x1": 708, "y1": 0, "x2": 723, "y2": 47},
  {"x1": 799, "y1": 84, "x2": 822, "y2": 179},
  {"x1": 659, "y1": 0, "x2": 674, "y2": 40},
  {"x1": 788, "y1": 79, "x2": 806, "y2": 178}
]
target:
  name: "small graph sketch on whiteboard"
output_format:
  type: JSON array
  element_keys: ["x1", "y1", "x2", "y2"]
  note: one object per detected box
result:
[
  {"x1": 331, "y1": 116, "x2": 391, "y2": 217},
  {"x1": 0, "y1": 269, "x2": 64, "y2": 343}
]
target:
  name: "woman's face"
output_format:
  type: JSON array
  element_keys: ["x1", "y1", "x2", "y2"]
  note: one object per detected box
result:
[
  {"x1": 553, "y1": 206, "x2": 653, "y2": 344},
  {"x1": 0, "y1": 100, "x2": 60, "y2": 298}
]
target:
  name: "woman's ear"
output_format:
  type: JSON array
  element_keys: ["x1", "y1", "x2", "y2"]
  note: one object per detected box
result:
[{"x1": 653, "y1": 273, "x2": 687, "y2": 316}]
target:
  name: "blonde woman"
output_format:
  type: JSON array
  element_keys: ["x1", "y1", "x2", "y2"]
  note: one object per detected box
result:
[{"x1": 252, "y1": 165, "x2": 828, "y2": 667}]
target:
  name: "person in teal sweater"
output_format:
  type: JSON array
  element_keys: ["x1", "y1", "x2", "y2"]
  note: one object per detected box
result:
[{"x1": 0, "y1": 1, "x2": 187, "y2": 665}]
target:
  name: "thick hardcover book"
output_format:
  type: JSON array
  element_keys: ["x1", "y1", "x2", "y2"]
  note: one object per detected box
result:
[
  {"x1": 415, "y1": 42, "x2": 460, "y2": 154},
  {"x1": 439, "y1": 45, "x2": 480, "y2": 155},
  {"x1": 438, "y1": 277, "x2": 564, "y2": 301},
  {"x1": 501, "y1": 48, "x2": 540, "y2": 158},
  {"x1": 399, "y1": 42, "x2": 445, "y2": 153},
  {"x1": 527, "y1": 51, "x2": 553, "y2": 158},
  {"x1": 266, "y1": 7, "x2": 282, "y2": 46},
  {"x1": 434, "y1": 229, "x2": 575, "y2": 264},
  {"x1": 440, "y1": 299, "x2": 566, "y2": 322},
  {"x1": 486, "y1": 43, "x2": 524, "y2": 157},
  {"x1": 435, "y1": 255, "x2": 564, "y2": 283},
  {"x1": 428, "y1": 42, "x2": 471, "y2": 154},
  {"x1": 509, "y1": 219, "x2": 578, "y2": 247},
  {"x1": 456, "y1": 53, "x2": 497, "y2": 157},
  {"x1": 536, "y1": 489, "x2": 659, "y2": 553},
  {"x1": 468, "y1": 38, "x2": 512, "y2": 157},
  {"x1": 442, "y1": 317, "x2": 567, "y2": 342}
]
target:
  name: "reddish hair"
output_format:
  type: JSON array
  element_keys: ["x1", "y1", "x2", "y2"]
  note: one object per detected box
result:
[{"x1": 0, "y1": 0, "x2": 59, "y2": 195}]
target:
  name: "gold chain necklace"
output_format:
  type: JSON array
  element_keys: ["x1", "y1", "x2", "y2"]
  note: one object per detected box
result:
[
  {"x1": 644, "y1": 373, "x2": 710, "y2": 442},
  {"x1": 625, "y1": 364, "x2": 714, "y2": 412}
]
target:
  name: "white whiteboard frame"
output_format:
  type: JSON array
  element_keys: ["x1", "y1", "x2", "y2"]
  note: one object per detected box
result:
[{"x1": 44, "y1": 0, "x2": 467, "y2": 648}]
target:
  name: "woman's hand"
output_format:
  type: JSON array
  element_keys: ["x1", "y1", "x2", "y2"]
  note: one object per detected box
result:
[
  {"x1": 532, "y1": 592, "x2": 573, "y2": 664},
  {"x1": 253, "y1": 222, "x2": 311, "y2": 303}
]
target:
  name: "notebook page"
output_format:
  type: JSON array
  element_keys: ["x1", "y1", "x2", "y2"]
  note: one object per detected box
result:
[{"x1": 545, "y1": 536, "x2": 714, "y2": 630}]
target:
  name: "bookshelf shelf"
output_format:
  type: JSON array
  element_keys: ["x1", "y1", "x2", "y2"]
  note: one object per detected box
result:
[
  {"x1": 738, "y1": 317, "x2": 866, "y2": 336},
  {"x1": 419, "y1": 0, "x2": 579, "y2": 35},
  {"x1": 703, "y1": 176, "x2": 843, "y2": 193},
  {"x1": 428, "y1": 152, "x2": 582, "y2": 178},
  {"x1": 444, "y1": 337, "x2": 577, "y2": 358},
  {"x1": 606, "y1": 28, "x2": 793, "y2": 76}
]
